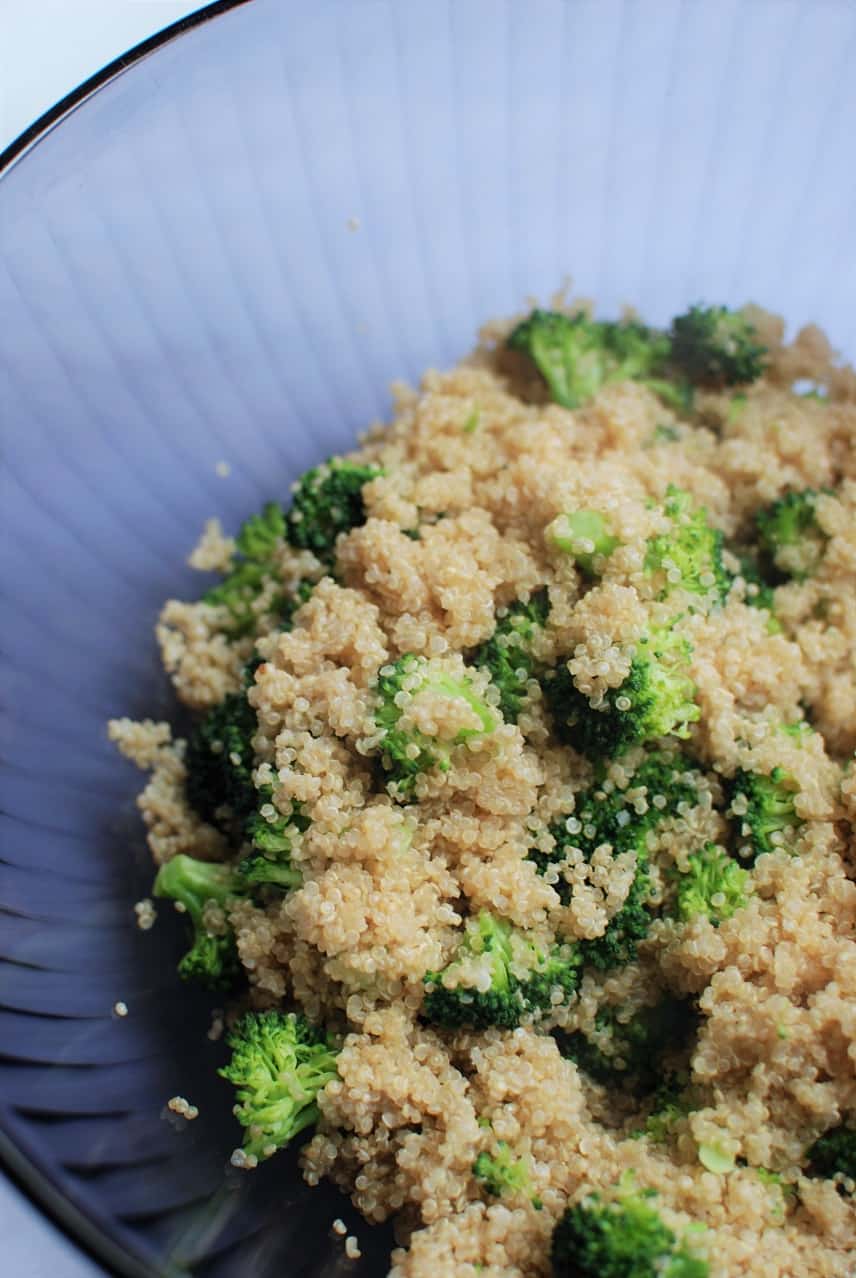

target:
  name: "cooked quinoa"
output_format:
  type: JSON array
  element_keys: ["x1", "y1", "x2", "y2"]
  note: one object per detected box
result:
[{"x1": 110, "y1": 301, "x2": 856, "y2": 1277}]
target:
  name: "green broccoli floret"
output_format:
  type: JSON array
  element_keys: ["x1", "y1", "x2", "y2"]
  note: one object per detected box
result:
[
  {"x1": 733, "y1": 550, "x2": 779, "y2": 629},
  {"x1": 244, "y1": 785, "x2": 309, "y2": 856},
  {"x1": 636, "y1": 1071, "x2": 700, "y2": 1143},
  {"x1": 202, "y1": 502, "x2": 292, "y2": 638},
  {"x1": 472, "y1": 590, "x2": 549, "y2": 723},
  {"x1": 805, "y1": 1125, "x2": 856, "y2": 1191},
  {"x1": 543, "y1": 627, "x2": 699, "y2": 759},
  {"x1": 755, "y1": 489, "x2": 829, "y2": 580},
  {"x1": 374, "y1": 654, "x2": 498, "y2": 798},
  {"x1": 547, "y1": 510, "x2": 620, "y2": 578},
  {"x1": 153, "y1": 854, "x2": 244, "y2": 990},
  {"x1": 423, "y1": 912, "x2": 582, "y2": 1031},
  {"x1": 551, "y1": 1183, "x2": 708, "y2": 1277},
  {"x1": 239, "y1": 784, "x2": 309, "y2": 891},
  {"x1": 237, "y1": 855, "x2": 302, "y2": 891},
  {"x1": 674, "y1": 843, "x2": 749, "y2": 925},
  {"x1": 728, "y1": 766, "x2": 801, "y2": 860},
  {"x1": 184, "y1": 691, "x2": 257, "y2": 836},
  {"x1": 507, "y1": 310, "x2": 678, "y2": 411},
  {"x1": 532, "y1": 753, "x2": 702, "y2": 967},
  {"x1": 278, "y1": 577, "x2": 316, "y2": 629},
  {"x1": 473, "y1": 1141, "x2": 536, "y2": 1202},
  {"x1": 219, "y1": 1011, "x2": 339, "y2": 1166},
  {"x1": 555, "y1": 997, "x2": 695, "y2": 1092},
  {"x1": 580, "y1": 867, "x2": 655, "y2": 971},
  {"x1": 539, "y1": 752, "x2": 702, "y2": 874},
  {"x1": 284, "y1": 460, "x2": 381, "y2": 562},
  {"x1": 644, "y1": 488, "x2": 730, "y2": 604},
  {"x1": 669, "y1": 305, "x2": 766, "y2": 387}
]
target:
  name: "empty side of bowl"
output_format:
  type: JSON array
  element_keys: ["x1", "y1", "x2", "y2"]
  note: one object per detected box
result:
[{"x1": 2, "y1": 0, "x2": 856, "y2": 1273}]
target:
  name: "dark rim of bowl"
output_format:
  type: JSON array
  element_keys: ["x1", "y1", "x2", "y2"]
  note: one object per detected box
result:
[
  {"x1": 0, "y1": 8, "x2": 253, "y2": 1274},
  {"x1": 0, "y1": 0, "x2": 253, "y2": 175}
]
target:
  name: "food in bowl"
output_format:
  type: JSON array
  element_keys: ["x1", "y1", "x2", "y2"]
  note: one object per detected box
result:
[{"x1": 110, "y1": 301, "x2": 856, "y2": 1277}]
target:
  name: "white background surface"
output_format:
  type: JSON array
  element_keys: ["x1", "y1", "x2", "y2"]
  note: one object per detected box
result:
[
  {"x1": 1, "y1": 3, "x2": 200, "y2": 1270},
  {"x1": 0, "y1": 1, "x2": 200, "y2": 153}
]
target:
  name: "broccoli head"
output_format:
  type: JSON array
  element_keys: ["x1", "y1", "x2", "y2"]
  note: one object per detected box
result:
[
  {"x1": 374, "y1": 654, "x2": 498, "y2": 798},
  {"x1": 552, "y1": 1185, "x2": 708, "y2": 1278},
  {"x1": 728, "y1": 766, "x2": 801, "y2": 860},
  {"x1": 636, "y1": 1070, "x2": 700, "y2": 1144},
  {"x1": 805, "y1": 1124, "x2": 856, "y2": 1191},
  {"x1": 673, "y1": 843, "x2": 749, "y2": 925},
  {"x1": 580, "y1": 865, "x2": 655, "y2": 971},
  {"x1": 184, "y1": 691, "x2": 257, "y2": 836},
  {"x1": 540, "y1": 751, "x2": 702, "y2": 875},
  {"x1": 507, "y1": 309, "x2": 675, "y2": 411},
  {"x1": 473, "y1": 1141, "x2": 536, "y2": 1203},
  {"x1": 669, "y1": 304, "x2": 766, "y2": 387},
  {"x1": 239, "y1": 785, "x2": 308, "y2": 891},
  {"x1": 546, "y1": 510, "x2": 620, "y2": 578},
  {"x1": 237, "y1": 855, "x2": 302, "y2": 891},
  {"x1": 733, "y1": 550, "x2": 780, "y2": 630},
  {"x1": 219, "y1": 1011, "x2": 339, "y2": 1166},
  {"x1": 244, "y1": 784, "x2": 309, "y2": 856},
  {"x1": 532, "y1": 752, "x2": 703, "y2": 967},
  {"x1": 423, "y1": 912, "x2": 582, "y2": 1031},
  {"x1": 284, "y1": 460, "x2": 381, "y2": 562},
  {"x1": 755, "y1": 489, "x2": 829, "y2": 580},
  {"x1": 472, "y1": 590, "x2": 549, "y2": 723},
  {"x1": 278, "y1": 576, "x2": 316, "y2": 630},
  {"x1": 555, "y1": 996, "x2": 695, "y2": 1093},
  {"x1": 153, "y1": 854, "x2": 244, "y2": 990},
  {"x1": 203, "y1": 502, "x2": 302, "y2": 638},
  {"x1": 644, "y1": 488, "x2": 730, "y2": 604},
  {"x1": 543, "y1": 628, "x2": 699, "y2": 759}
]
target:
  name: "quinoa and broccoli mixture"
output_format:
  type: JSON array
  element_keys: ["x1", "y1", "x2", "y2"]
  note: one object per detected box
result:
[{"x1": 110, "y1": 302, "x2": 856, "y2": 1277}]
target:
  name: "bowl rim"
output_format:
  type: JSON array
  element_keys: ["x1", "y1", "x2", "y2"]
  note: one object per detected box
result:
[
  {"x1": 0, "y1": 0, "x2": 252, "y2": 177},
  {"x1": 0, "y1": 8, "x2": 252, "y2": 1272}
]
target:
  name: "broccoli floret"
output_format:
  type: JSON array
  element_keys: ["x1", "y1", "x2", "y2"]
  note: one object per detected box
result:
[
  {"x1": 755, "y1": 489, "x2": 829, "y2": 580},
  {"x1": 423, "y1": 912, "x2": 581, "y2": 1031},
  {"x1": 728, "y1": 766, "x2": 801, "y2": 860},
  {"x1": 507, "y1": 310, "x2": 676, "y2": 411},
  {"x1": 473, "y1": 1142, "x2": 536, "y2": 1201},
  {"x1": 669, "y1": 305, "x2": 766, "y2": 387},
  {"x1": 244, "y1": 784, "x2": 309, "y2": 856},
  {"x1": 153, "y1": 854, "x2": 243, "y2": 990},
  {"x1": 580, "y1": 867, "x2": 655, "y2": 971},
  {"x1": 219, "y1": 1011, "x2": 339, "y2": 1166},
  {"x1": 805, "y1": 1124, "x2": 856, "y2": 1190},
  {"x1": 644, "y1": 488, "x2": 730, "y2": 604},
  {"x1": 278, "y1": 577, "x2": 316, "y2": 629},
  {"x1": 551, "y1": 1184, "x2": 708, "y2": 1277},
  {"x1": 237, "y1": 855, "x2": 302, "y2": 891},
  {"x1": 543, "y1": 627, "x2": 699, "y2": 759},
  {"x1": 202, "y1": 502, "x2": 293, "y2": 638},
  {"x1": 532, "y1": 753, "x2": 702, "y2": 967},
  {"x1": 547, "y1": 510, "x2": 620, "y2": 578},
  {"x1": 374, "y1": 654, "x2": 498, "y2": 798},
  {"x1": 472, "y1": 590, "x2": 549, "y2": 723},
  {"x1": 733, "y1": 550, "x2": 779, "y2": 628},
  {"x1": 185, "y1": 691, "x2": 257, "y2": 836},
  {"x1": 239, "y1": 784, "x2": 308, "y2": 891},
  {"x1": 555, "y1": 997, "x2": 695, "y2": 1092},
  {"x1": 674, "y1": 843, "x2": 749, "y2": 925},
  {"x1": 636, "y1": 1071, "x2": 700, "y2": 1143},
  {"x1": 541, "y1": 752, "x2": 702, "y2": 874},
  {"x1": 649, "y1": 423, "x2": 682, "y2": 445},
  {"x1": 284, "y1": 460, "x2": 381, "y2": 562}
]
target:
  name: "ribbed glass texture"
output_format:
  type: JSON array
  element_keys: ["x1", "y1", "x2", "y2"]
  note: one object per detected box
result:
[{"x1": 2, "y1": 0, "x2": 856, "y2": 1273}]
